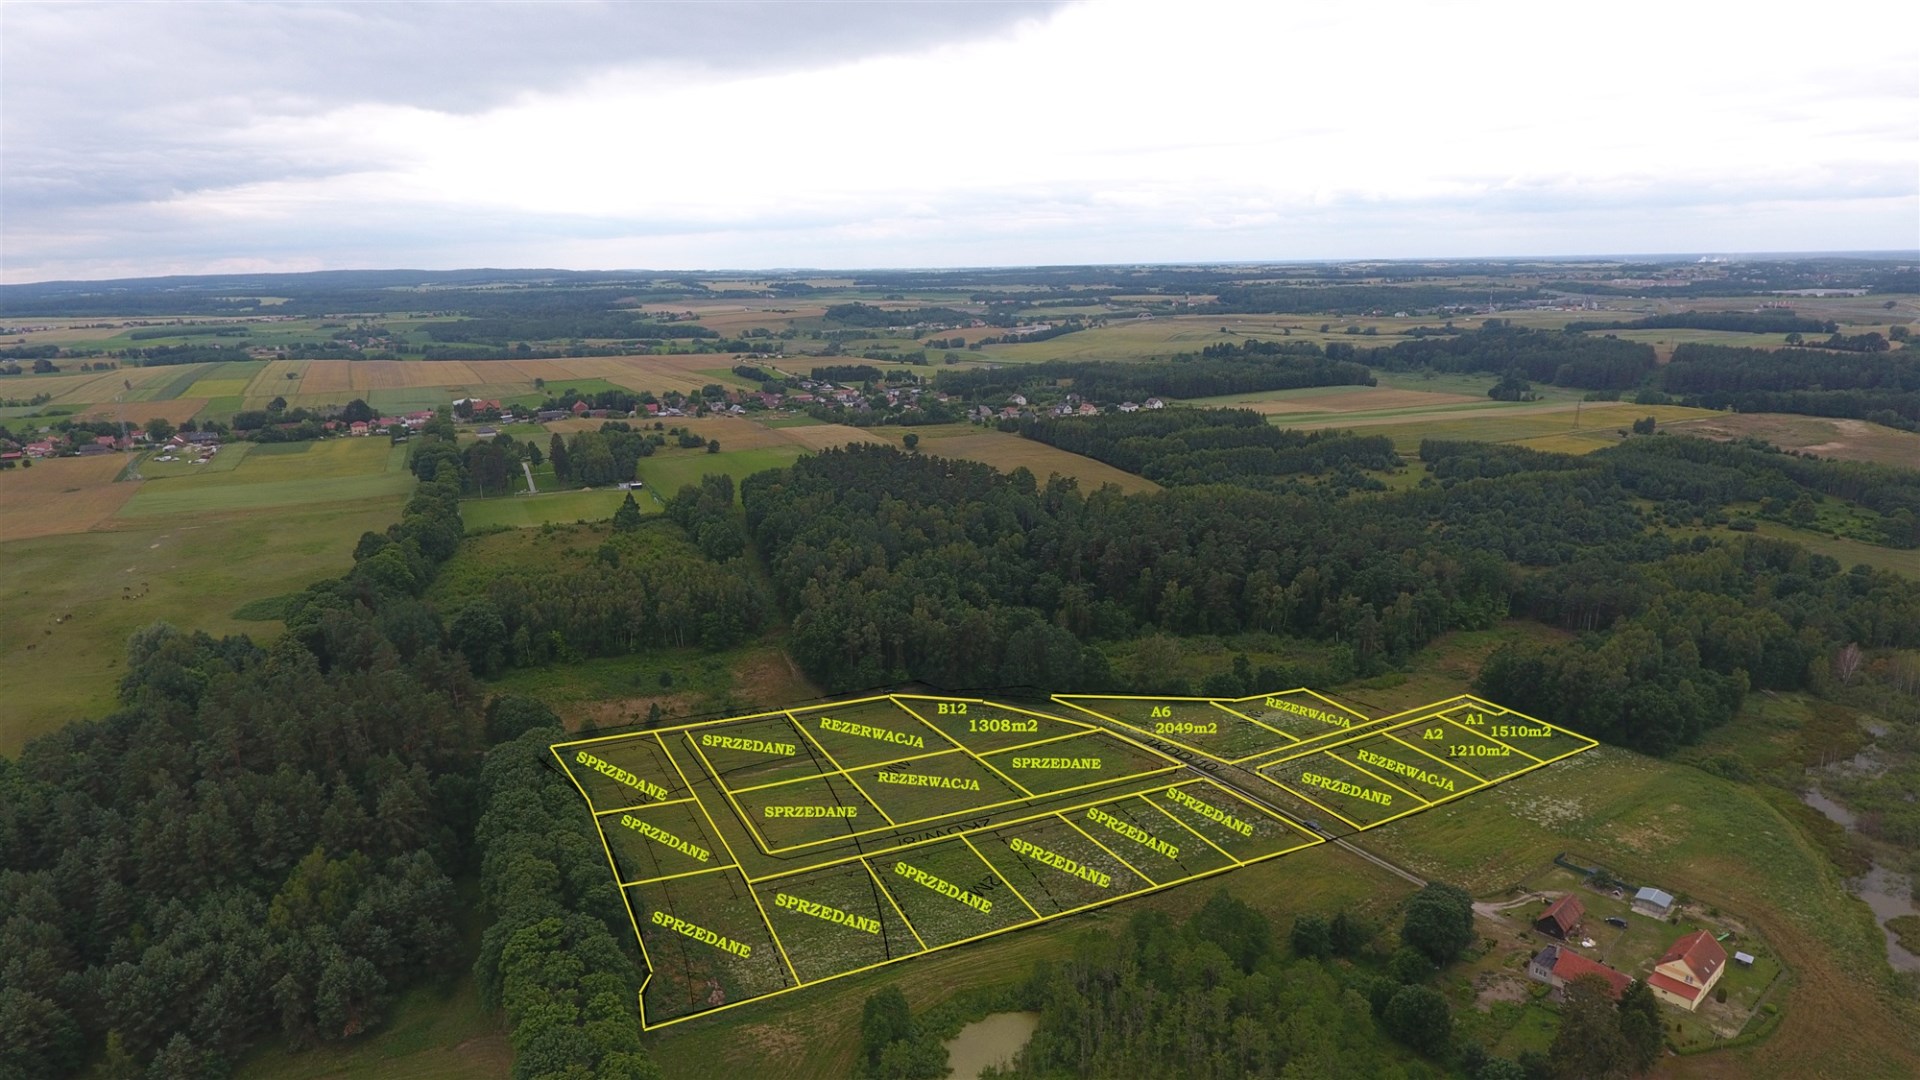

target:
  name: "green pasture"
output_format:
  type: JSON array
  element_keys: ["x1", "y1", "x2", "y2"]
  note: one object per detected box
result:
[
  {"x1": 636, "y1": 446, "x2": 801, "y2": 502},
  {"x1": 144, "y1": 365, "x2": 217, "y2": 402},
  {"x1": 0, "y1": 499, "x2": 405, "y2": 755},
  {"x1": 118, "y1": 439, "x2": 412, "y2": 517}
]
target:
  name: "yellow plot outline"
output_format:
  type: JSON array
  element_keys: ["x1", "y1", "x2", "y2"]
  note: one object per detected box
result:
[
  {"x1": 549, "y1": 693, "x2": 1592, "y2": 1030},
  {"x1": 1252, "y1": 695, "x2": 1597, "y2": 834},
  {"x1": 688, "y1": 702, "x2": 1184, "y2": 858},
  {"x1": 1053, "y1": 688, "x2": 1376, "y2": 765}
]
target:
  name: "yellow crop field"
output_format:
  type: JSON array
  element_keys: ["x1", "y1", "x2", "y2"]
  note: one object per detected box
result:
[
  {"x1": 248, "y1": 359, "x2": 309, "y2": 396},
  {"x1": 299, "y1": 360, "x2": 356, "y2": 394},
  {"x1": 895, "y1": 428, "x2": 1159, "y2": 494},
  {"x1": 76, "y1": 398, "x2": 210, "y2": 426}
]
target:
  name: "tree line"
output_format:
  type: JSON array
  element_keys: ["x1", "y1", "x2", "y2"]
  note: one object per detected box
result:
[
  {"x1": 1657, "y1": 343, "x2": 1920, "y2": 426},
  {"x1": 936, "y1": 341, "x2": 1374, "y2": 401},
  {"x1": 1364, "y1": 322, "x2": 1657, "y2": 390}
]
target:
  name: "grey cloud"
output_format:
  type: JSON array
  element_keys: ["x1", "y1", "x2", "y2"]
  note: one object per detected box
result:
[{"x1": 1, "y1": 1, "x2": 1063, "y2": 216}]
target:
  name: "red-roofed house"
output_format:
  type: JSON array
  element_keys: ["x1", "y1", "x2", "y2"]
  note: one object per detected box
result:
[
  {"x1": 349, "y1": 421, "x2": 370, "y2": 436},
  {"x1": 1647, "y1": 930, "x2": 1726, "y2": 1011},
  {"x1": 1534, "y1": 894, "x2": 1584, "y2": 940},
  {"x1": 571, "y1": 400, "x2": 590, "y2": 416},
  {"x1": 1528, "y1": 945, "x2": 1632, "y2": 1000}
]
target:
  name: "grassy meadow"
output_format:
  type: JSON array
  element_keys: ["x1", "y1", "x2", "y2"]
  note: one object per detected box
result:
[{"x1": 0, "y1": 500, "x2": 405, "y2": 754}]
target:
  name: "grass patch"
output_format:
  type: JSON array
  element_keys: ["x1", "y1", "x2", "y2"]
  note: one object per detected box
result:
[
  {"x1": 231, "y1": 593, "x2": 299, "y2": 622},
  {"x1": 459, "y1": 489, "x2": 638, "y2": 530}
]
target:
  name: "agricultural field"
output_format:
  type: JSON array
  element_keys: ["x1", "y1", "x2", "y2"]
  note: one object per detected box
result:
[
  {"x1": 0, "y1": 453, "x2": 141, "y2": 541},
  {"x1": 1353, "y1": 402, "x2": 1722, "y2": 455}
]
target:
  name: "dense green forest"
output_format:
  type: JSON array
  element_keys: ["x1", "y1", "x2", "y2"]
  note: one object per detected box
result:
[
  {"x1": 743, "y1": 439, "x2": 1920, "y2": 755},
  {"x1": 1016, "y1": 408, "x2": 1399, "y2": 492}
]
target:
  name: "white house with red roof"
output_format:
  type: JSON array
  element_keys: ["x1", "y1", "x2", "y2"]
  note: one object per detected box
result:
[{"x1": 1647, "y1": 930, "x2": 1726, "y2": 1011}]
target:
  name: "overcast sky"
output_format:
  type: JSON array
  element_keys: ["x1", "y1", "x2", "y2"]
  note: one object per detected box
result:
[{"x1": 3, "y1": 1, "x2": 1916, "y2": 283}]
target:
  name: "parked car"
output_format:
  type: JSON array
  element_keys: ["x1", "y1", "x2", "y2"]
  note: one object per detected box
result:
[{"x1": 1605, "y1": 916, "x2": 1629, "y2": 929}]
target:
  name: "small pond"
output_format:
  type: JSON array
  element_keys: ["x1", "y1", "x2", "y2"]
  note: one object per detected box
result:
[{"x1": 943, "y1": 1011, "x2": 1040, "y2": 1079}]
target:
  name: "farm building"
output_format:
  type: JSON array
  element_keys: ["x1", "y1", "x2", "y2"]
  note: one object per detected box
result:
[
  {"x1": 1535, "y1": 894, "x2": 1584, "y2": 940},
  {"x1": 1528, "y1": 944, "x2": 1632, "y2": 1000},
  {"x1": 1647, "y1": 930, "x2": 1726, "y2": 1011},
  {"x1": 1632, "y1": 887, "x2": 1675, "y2": 918}
]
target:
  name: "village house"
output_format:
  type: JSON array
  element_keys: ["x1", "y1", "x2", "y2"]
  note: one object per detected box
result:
[
  {"x1": 1118, "y1": 401, "x2": 1141, "y2": 413},
  {"x1": 1007, "y1": 393, "x2": 1028, "y2": 406},
  {"x1": 1535, "y1": 894, "x2": 1584, "y2": 940},
  {"x1": 1527, "y1": 944, "x2": 1632, "y2": 1000},
  {"x1": 1646, "y1": 930, "x2": 1726, "y2": 1011},
  {"x1": 1145, "y1": 397, "x2": 1166, "y2": 409},
  {"x1": 349, "y1": 421, "x2": 370, "y2": 436},
  {"x1": 1076, "y1": 402, "x2": 1099, "y2": 417}
]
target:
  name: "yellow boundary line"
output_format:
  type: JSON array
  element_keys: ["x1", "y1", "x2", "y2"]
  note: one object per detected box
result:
[
  {"x1": 1209, "y1": 700, "x2": 1305, "y2": 744},
  {"x1": 594, "y1": 794, "x2": 701, "y2": 817},
  {"x1": 620, "y1": 863, "x2": 740, "y2": 888},
  {"x1": 724, "y1": 745, "x2": 962, "y2": 794}
]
